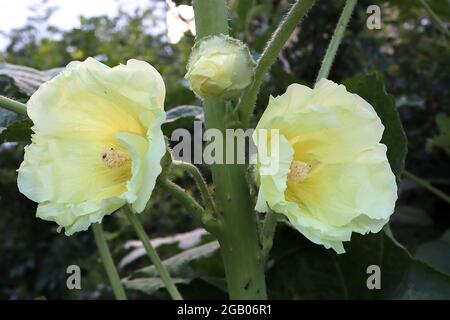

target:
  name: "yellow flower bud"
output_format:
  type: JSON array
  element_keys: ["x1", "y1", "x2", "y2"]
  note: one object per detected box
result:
[
  {"x1": 17, "y1": 57, "x2": 167, "y2": 235},
  {"x1": 185, "y1": 35, "x2": 254, "y2": 99},
  {"x1": 254, "y1": 79, "x2": 397, "y2": 253}
]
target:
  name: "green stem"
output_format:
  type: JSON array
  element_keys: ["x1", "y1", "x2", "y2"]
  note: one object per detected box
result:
[
  {"x1": 0, "y1": 95, "x2": 27, "y2": 116},
  {"x1": 316, "y1": 0, "x2": 358, "y2": 83},
  {"x1": 238, "y1": 0, "x2": 317, "y2": 126},
  {"x1": 260, "y1": 210, "x2": 279, "y2": 260},
  {"x1": 419, "y1": 0, "x2": 450, "y2": 37},
  {"x1": 91, "y1": 223, "x2": 127, "y2": 300},
  {"x1": 194, "y1": 0, "x2": 267, "y2": 299},
  {"x1": 172, "y1": 161, "x2": 219, "y2": 217},
  {"x1": 160, "y1": 179, "x2": 220, "y2": 234},
  {"x1": 124, "y1": 207, "x2": 183, "y2": 300},
  {"x1": 403, "y1": 170, "x2": 450, "y2": 204},
  {"x1": 192, "y1": 0, "x2": 229, "y2": 38}
]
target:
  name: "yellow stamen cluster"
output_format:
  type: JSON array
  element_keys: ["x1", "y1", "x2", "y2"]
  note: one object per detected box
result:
[
  {"x1": 101, "y1": 148, "x2": 131, "y2": 169},
  {"x1": 289, "y1": 160, "x2": 310, "y2": 183}
]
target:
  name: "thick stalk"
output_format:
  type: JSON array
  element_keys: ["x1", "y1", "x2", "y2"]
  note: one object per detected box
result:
[
  {"x1": 260, "y1": 210, "x2": 279, "y2": 260},
  {"x1": 238, "y1": 0, "x2": 316, "y2": 126},
  {"x1": 91, "y1": 223, "x2": 127, "y2": 300},
  {"x1": 193, "y1": 0, "x2": 267, "y2": 299},
  {"x1": 124, "y1": 207, "x2": 183, "y2": 300},
  {"x1": 316, "y1": 0, "x2": 357, "y2": 82},
  {"x1": 0, "y1": 96, "x2": 27, "y2": 116}
]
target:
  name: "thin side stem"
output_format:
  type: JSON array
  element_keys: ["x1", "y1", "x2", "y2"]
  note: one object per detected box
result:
[
  {"x1": 124, "y1": 207, "x2": 183, "y2": 300},
  {"x1": 91, "y1": 223, "x2": 127, "y2": 300},
  {"x1": 419, "y1": 0, "x2": 450, "y2": 37},
  {"x1": 172, "y1": 161, "x2": 219, "y2": 217},
  {"x1": 0, "y1": 95, "x2": 27, "y2": 116},
  {"x1": 316, "y1": 0, "x2": 358, "y2": 83},
  {"x1": 159, "y1": 179, "x2": 220, "y2": 234},
  {"x1": 238, "y1": 0, "x2": 317, "y2": 126},
  {"x1": 403, "y1": 170, "x2": 450, "y2": 204}
]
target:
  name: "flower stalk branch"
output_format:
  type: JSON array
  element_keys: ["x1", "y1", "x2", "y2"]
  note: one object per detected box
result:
[
  {"x1": 124, "y1": 206, "x2": 183, "y2": 300},
  {"x1": 316, "y1": 0, "x2": 358, "y2": 82},
  {"x1": 172, "y1": 160, "x2": 219, "y2": 217},
  {"x1": 403, "y1": 170, "x2": 450, "y2": 204},
  {"x1": 0, "y1": 95, "x2": 27, "y2": 116},
  {"x1": 91, "y1": 223, "x2": 127, "y2": 300},
  {"x1": 238, "y1": 0, "x2": 317, "y2": 126}
]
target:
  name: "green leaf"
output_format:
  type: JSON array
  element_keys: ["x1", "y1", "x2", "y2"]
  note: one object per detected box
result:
[
  {"x1": 0, "y1": 63, "x2": 62, "y2": 97},
  {"x1": 344, "y1": 73, "x2": 408, "y2": 180},
  {"x1": 123, "y1": 241, "x2": 225, "y2": 298},
  {"x1": 0, "y1": 119, "x2": 33, "y2": 143},
  {"x1": 267, "y1": 225, "x2": 450, "y2": 299},
  {"x1": 132, "y1": 241, "x2": 219, "y2": 278},
  {"x1": 0, "y1": 108, "x2": 23, "y2": 129},
  {"x1": 122, "y1": 277, "x2": 191, "y2": 296},
  {"x1": 162, "y1": 105, "x2": 203, "y2": 136},
  {"x1": 415, "y1": 230, "x2": 450, "y2": 276},
  {"x1": 427, "y1": 113, "x2": 450, "y2": 155}
]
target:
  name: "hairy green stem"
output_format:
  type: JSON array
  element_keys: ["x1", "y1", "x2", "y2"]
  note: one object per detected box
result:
[
  {"x1": 193, "y1": 0, "x2": 267, "y2": 299},
  {"x1": 160, "y1": 179, "x2": 220, "y2": 234},
  {"x1": 91, "y1": 223, "x2": 127, "y2": 300},
  {"x1": 238, "y1": 0, "x2": 317, "y2": 126},
  {"x1": 0, "y1": 95, "x2": 27, "y2": 116},
  {"x1": 316, "y1": 0, "x2": 358, "y2": 82},
  {"x1": 172, "y1": 160, "x2": 219, "y2": 217},
  {"x1": 403, "y1": 170, "x2": 450, "y2": 204},
  {"x1": 124, "y1": 207, "x2": 183, "y2": 300},
  {"x1": 419, "y1": 0, "x2": 450, "y2": 37}
]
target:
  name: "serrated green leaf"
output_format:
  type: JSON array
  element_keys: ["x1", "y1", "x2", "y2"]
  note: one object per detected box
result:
[
  {"x1": 344, "y1": 73, "x2": 408, "y2": 180},
  {"x1": 0, "y1": 119, "x2": 33, "y2": 143}
]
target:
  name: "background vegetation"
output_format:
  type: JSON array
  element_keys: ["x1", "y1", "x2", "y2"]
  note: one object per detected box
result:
[{"x1": 0, "y1": 0, "x2": 449, "y2": 299}]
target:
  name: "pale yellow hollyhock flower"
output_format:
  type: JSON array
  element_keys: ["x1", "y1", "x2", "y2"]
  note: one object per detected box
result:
[
  {"x1": 185, "y1": 35, "x2": 254, "y2": 99},
  {"x1": 17, "y1": 58, "x2": 167, "y2": 235},
  {"x1": 254, "y1": 79, "x2": 397, "y2": 253}
]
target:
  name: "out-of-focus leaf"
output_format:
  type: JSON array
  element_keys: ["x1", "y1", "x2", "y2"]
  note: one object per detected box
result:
[
  {"x1": 402, "y1": 262, "x2": 450, "y2": 299},
  {"x1": 132, "y1": 241, "x2": 219, "y2": 278},
  {"x1": 0, "y1": 108, "x2": 23, "y2": 129},
  {"x1": 344, "y1": 73, "x2": 408, "y2": 180},
  {"x1": 0, "y1": 63, "x2": 57, "y2": 96},
  {"x1": 267, "y1": 225, "x2": 450, "y2": 299},
  {"x1": 0, "y1": 119, "x2": 32, "y2": 143},
  {"x1": 162, "y1": 105, "x2": 203, "y2": 136},
  {"x1": 123, "y1": 277, "x2": 191, "y2": 295},
  {"x1": 122, "y1": 241, "x2": 224, "y2": 297},
  {"x1": 415, "y1": 230, "x2": 450, "y2": 276},
  {"x1": 427, "y1": 113, "x2": 450, "y2": 155},
  {"x1": 391, "y1": 206, "x2": 433, "y2": 226}
]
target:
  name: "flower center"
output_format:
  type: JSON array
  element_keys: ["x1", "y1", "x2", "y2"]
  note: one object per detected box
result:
[
  {"x1": 101, "y1": 148, "x2": 131, "y2": 169},
  {"x1": 288, "y1": 160, "x2": 310, "y2": 183}
]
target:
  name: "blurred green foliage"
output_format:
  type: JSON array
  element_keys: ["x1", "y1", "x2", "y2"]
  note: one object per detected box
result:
[{"x1": 0, "y1": 0, "x2": 449, "y2": 299}]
